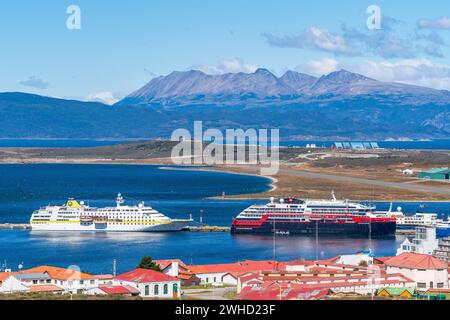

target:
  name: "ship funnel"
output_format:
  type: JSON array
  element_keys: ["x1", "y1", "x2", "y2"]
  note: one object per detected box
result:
[{"x1": 116, "y1": 193, "x2": 125, "y2": 207}]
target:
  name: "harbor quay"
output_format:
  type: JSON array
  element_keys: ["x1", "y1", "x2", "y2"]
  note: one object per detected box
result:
[{"x1": 1, "y1": 247, "x2": 450, "y2": 300}]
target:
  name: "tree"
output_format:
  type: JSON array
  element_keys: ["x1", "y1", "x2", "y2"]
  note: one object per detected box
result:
[
  {"x1": 359, "y1": 260, "x2": 369, "y2": 267},
  {"x1": 137, "y1": 256, "x2": 161, "y2": 271}
]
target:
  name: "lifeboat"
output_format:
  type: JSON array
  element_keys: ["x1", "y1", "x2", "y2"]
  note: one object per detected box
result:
[
  {"x1": 94, "y1": 216, "x2": 108, "y2": 224},
  {"x1": 80, "y1": 216, "x2": 94, "y2": 223}
]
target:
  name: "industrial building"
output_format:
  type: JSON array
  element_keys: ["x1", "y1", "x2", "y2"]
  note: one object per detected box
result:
[
  {"x1": 332, "y1": 142, "x2": 380, "y2": 150},
  {"x1": 418, "y1": 168, "x2": 450, "y2": 180}
]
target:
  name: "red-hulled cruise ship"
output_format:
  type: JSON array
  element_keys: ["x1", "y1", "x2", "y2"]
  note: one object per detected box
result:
[{"x1": 231, "y1": 194, "x2": 396, "y2": 236}]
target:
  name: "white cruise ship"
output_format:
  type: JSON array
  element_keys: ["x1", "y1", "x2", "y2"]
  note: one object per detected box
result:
[{"x1": 30, "y1": 194, "x2": 193, "y2": 232}]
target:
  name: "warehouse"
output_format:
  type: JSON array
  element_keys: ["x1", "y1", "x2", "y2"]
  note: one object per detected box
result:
[{"x1": 418, "y1": 168, "x2": 450, "y2": 180}]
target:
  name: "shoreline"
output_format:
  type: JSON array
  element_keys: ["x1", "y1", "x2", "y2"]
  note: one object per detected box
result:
[{"x1": 0, "y1": 153, "x2": 449, "y2": 202}]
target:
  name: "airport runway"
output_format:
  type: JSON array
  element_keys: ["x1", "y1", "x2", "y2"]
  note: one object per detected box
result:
[{"x1": 235, "y1": 165, "x2": 450, "y2": 196}]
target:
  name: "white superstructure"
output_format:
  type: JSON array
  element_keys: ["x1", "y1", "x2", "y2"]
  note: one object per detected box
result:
[
  {"x1": 236, "y1": 194, "x2": 377, "y2": 221},
  {"x1": 30, "y1": 193, "x2": 192, "y2": 232},
  {"x1": 395, "y1": 212, "x2": 441, "y2": 228}
]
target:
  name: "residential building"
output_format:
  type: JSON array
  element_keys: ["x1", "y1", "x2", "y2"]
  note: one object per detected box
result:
[
  {"x1": 20, "y1": 266, "x2": 100, "y2": 294},
  {"x1": 114, "y1": 268, "x2": 181, "y2": 299},
  {"x1": 397, "y1": 227, "x2": 439, "y2": 255},
  {"x1": 0, "y1": 273, "x2": 29, "y2": 293},
  {"x1": 0, "y1": 266, "x2": 100, "y2": 294},
  {"x1": 156, "y1": 259, "x2": 281, "y2": 286},
  {"x1": 376, "y1": 287, "x2": 414, "y2": 298},
  {"x1": 237, "y1": 270, "x2": 414, "y2": 298},
  {"x1": 155, "y1": 259, "x2": 201, "y2": 286},
  {"x1": 317, "y1": 251, "x2": 374, "y2": 266},
  {"x1": 385, "y1": 253, "x2": 449, "y2": 291},
  {"x1": 433, "y1": 236, "x2": 450, "y2": 263}
]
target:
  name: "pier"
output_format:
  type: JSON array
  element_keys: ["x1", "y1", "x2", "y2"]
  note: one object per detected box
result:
[
  {"x1": 187, "y1": 226, "x2": 231, "y2": 232},
  {"x1": 0, "y1": 223, "x2": 31, "y2": 230},
  {"x1": 395, "y1": 229, "x2": 415, "y2": 236},
  {"x1": 0, "y1": 223, "x2": 231, "y2": 232}
]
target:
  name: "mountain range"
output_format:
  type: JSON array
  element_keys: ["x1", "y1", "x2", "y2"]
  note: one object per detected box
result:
[
  {"x1": 118, "y1": 69, "x2": 450, "y2": 107},
  {"x1": 0, "y1": 69, "x2": 449, "y2": 140}
]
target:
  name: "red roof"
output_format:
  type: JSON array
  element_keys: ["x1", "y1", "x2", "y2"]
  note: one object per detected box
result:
[
  {"x1": 115, "y1": 268, "x2": 178, "y2": 283},
  {"x1": 188, "y1": 260, "x2": 280, "y2": 274},
  {"x1": 239, "y1": 283, "x2": 332, "y2": 300},
  {"x1": 30, "y1": 285, "x2": 64, "y2": 293},
  {"x1": 385, "y1": 253, "x2": 447, "y2": 270},
  {"x1": 373, "y1": 257, "x2": 392, "y2": 264},
  {"x1": 98, "y1": 285, "x2": 140, "y2": 295}
]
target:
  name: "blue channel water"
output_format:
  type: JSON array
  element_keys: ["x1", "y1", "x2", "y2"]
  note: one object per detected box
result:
[{"x1": 0, "y1": 164, "x2": 448, "y2": 274}]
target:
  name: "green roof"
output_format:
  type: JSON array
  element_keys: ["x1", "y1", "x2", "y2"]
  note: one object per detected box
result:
[
  {"x1": 421, "y1": 168, "x2": 450, "y2": 174},
  {"x1": 377, "y1": 288, "x2": 415, "y2": 296}
]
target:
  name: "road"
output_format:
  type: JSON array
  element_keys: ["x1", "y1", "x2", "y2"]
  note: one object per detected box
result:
[{"x1": 234, "y1": 165, "x2": 450, "y2": 196}]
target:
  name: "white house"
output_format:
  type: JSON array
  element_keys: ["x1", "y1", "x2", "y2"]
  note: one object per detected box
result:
[
  {"x1": 331, "y1": 252, "x2": 374, "y2": 266},
  {"x1": 15, "y1": 266, "x2": 101, "y2": 294},
  {"x1": 0, "y1": 274, "x2": 29, "y2": 293},
  {"x1": 114, "y1": 268, "x2": 181, "y2": 299},
  {"x1": 385, "y1": 252, "x2": 449, "y2": 291}
]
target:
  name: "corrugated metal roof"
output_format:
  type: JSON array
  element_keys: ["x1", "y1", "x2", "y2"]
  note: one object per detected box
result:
[
  {"x1": 14, "y1": 273, "x2": 50, "y2": 280},
  {"x1": 422, "y1": 168, "x2": 450, "y2": 174}
]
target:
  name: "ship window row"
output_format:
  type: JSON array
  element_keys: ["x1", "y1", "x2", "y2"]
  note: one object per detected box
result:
[{"x1": 109, "y1": 222, "x2": 156, "y2": 225}]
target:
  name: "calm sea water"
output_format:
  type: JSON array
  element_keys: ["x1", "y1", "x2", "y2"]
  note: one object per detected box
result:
[
  {"x1": 0, "y1": 139, "x2": 449, "y2": 150},
  {"x1": 0, "y1": 139, "x2": 134, "y2": 148},
  {"x1": 0, "y1": 164, "x2": 449, "y2": 274}
]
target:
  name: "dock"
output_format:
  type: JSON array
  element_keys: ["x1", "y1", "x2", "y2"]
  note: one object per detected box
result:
[
  {"x1": 0, "y1": 223, "x2": 31, "y2": 230},
  {"x1": 395, "y1": 229, "x2": 415, "y2": 236},
  {"x1": 187, "y1": 226, "x2": 231, "y2": 232}
]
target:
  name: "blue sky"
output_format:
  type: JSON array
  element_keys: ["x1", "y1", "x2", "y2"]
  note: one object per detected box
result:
[{"x1": 1, "y1": 0, "x2": 450, "y2": 103}]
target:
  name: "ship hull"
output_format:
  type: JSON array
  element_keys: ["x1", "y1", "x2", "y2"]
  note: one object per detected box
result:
[
  {"x1": 30, "y1": 220, "x2": 191, "y2": 232},
  {"x1": 231, "y1": 221, "x2": 396, "y2": 236}
]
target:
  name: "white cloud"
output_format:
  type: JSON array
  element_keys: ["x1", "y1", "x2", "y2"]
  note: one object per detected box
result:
[
  {"x1": 295, "y1": 58, "x2": 340, "y2": 76},
  {"x1": 264, "y1": 20, "x2": 446, "y2": 59},
  {"x1": 86, "y1": 92, "x2": 121, "y2": 105},
  {"x1": 306, "y1": 27, "x2": 356, "y2": 55},
  {"x1": 418, "y1": 17, "x2": 450, "y2": 30},
  {"x1": 293, "y1": 57, "x2": 450, "y2": 91},
  {"x1": 263, "y1": 27, "x2": 357, "y2": 56},
  {"x1": 346, "y1": 59, "x2": 450, "y2": 90},
  {"x1": 193, "y1": 59, "x2": 258, "y2": 75},
  {"x1": 19, "y1": 76, "x2": 49, "y2": 89}
]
